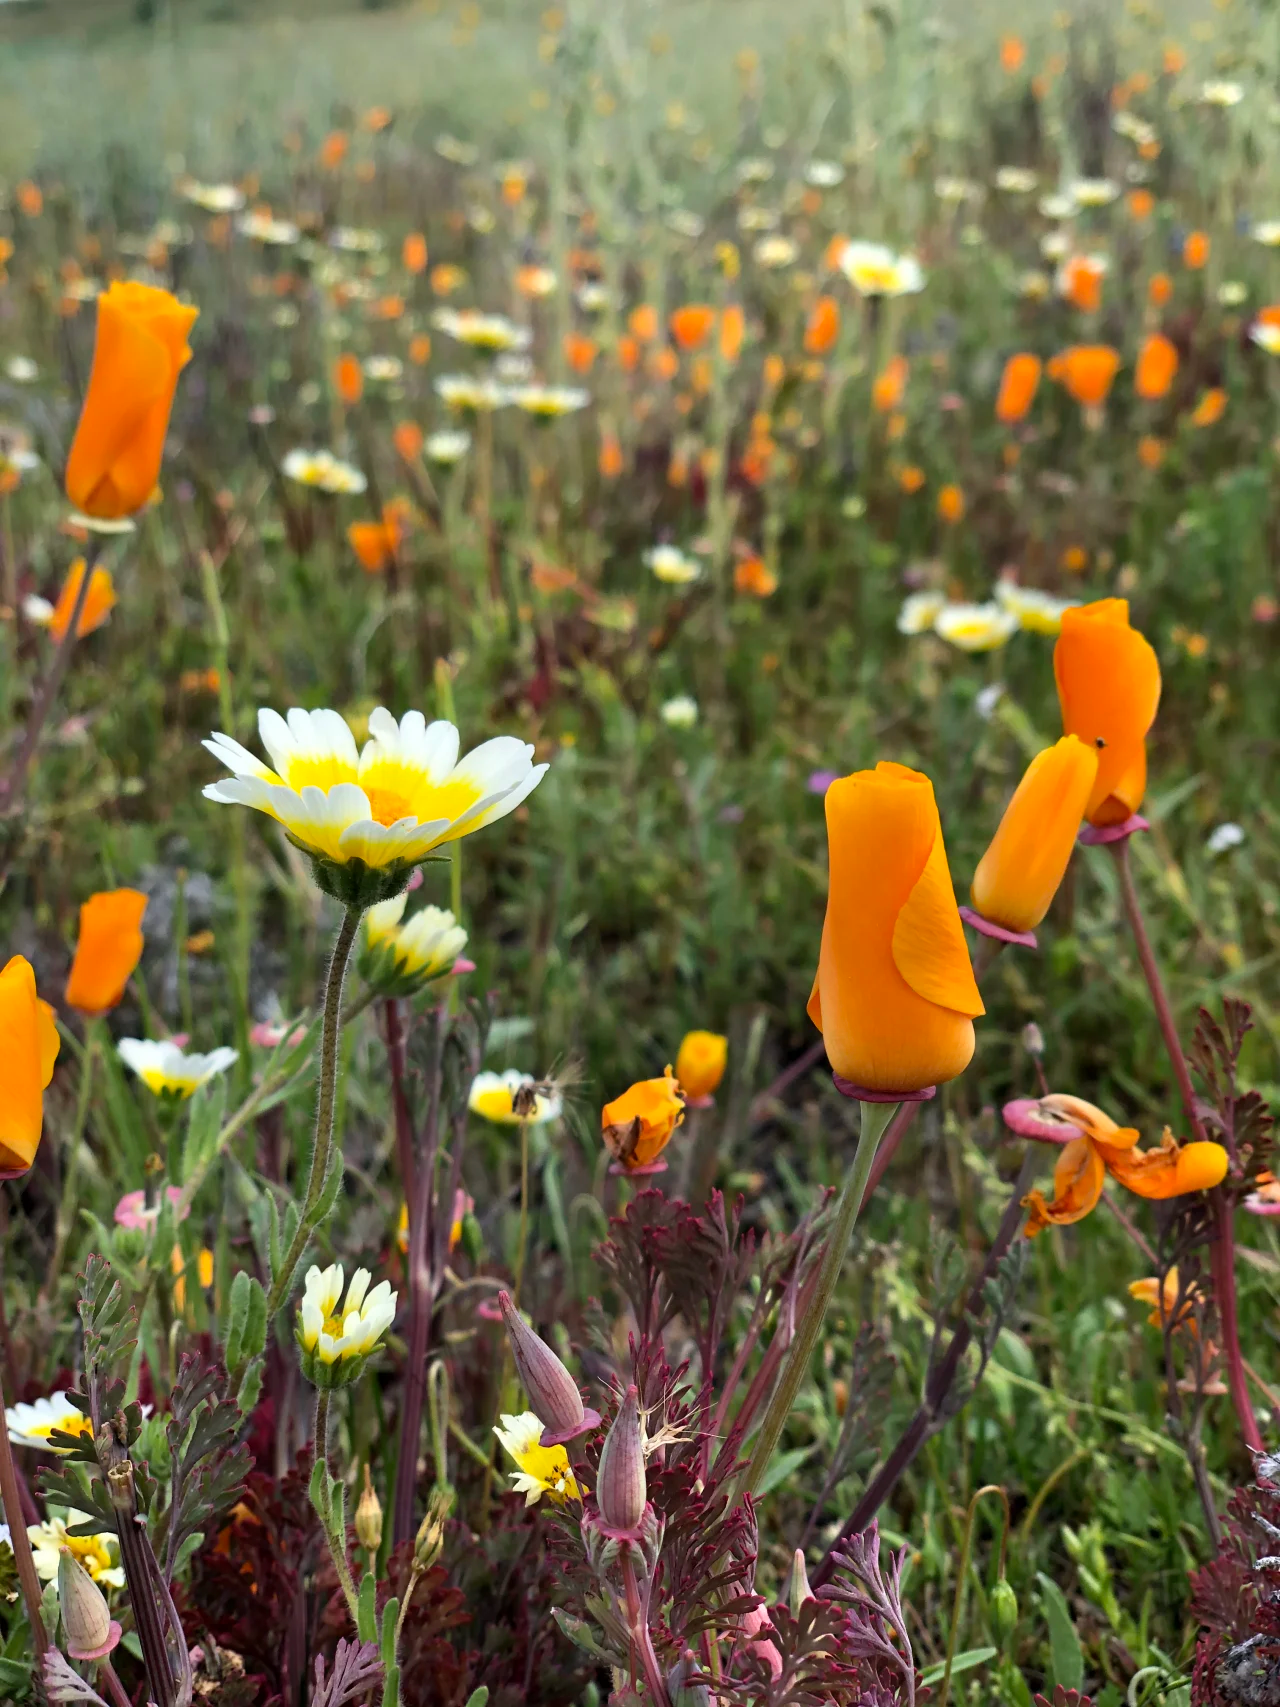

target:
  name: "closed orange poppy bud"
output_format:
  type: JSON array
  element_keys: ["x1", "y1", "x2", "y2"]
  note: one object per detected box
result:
[
  {"x1": 719, "y1": 303, "x2": 745, "y2": 362},
  {"x1": 563, "y1": 330, "x2": 598, "y2": 373},
  {"x1": 598, "y1": 430, "x2": 624, "y2": 478},
  {"x1": 319, "y1": 131, "x2": 349, "y2": 170},
  {"x1": 675, "y1": 1030, "x2": 728, "y2": 1101},
  {"x1": 1183, "y1": 230, "x2": 1209, "y2": 270},
  {"x1": 0, "y1": 957, "x2": 59, "y2": 1175},
  {"x1": 347, "y1": 518, "x2": 396, "y2": 573},
  {"x1": 402, "y1": 232, "x2": 428, "y2": 274},
  {"x1": 49, "y1": 560, "x2": 116, "y2": 642},
  {"x1": 970, "y1": 737, "x2": 1098, "y2": 933},
  {"x1": 995, "y1": 353, "x2": 1041, "y2": 423},
  {"x1": 65, "y1": 889, "x2": 148, "y2": 1016},
  {"x1": 1000, "y1": 33, "x2": 1025, "y2": 71},
  {"x1": 1059, "y1": 344, "x2": 1121, "y2": 409},
  {"x1": 670, "y1": 304, "x2": 715, "y2": 350},
  {"x1": 1190, "y1": 387, "x2": 1226, "y2": 426},
  {"x1": 334, "y1": 353, "x2": 363, "y2": 406},
  {"x1": 873, "y1": 354, "x2": 908, "y2": 413},
  {"x1": 1134, "y1": 333, "x2": 1179, "y2": 400},
  {"x1": 937, "y1": 484, "x2": 965, "y2": 524},
  {"x1": 807, "y1": 762, "x2": 984, "y2": 1093},
  {"x1": 804, "y1": 295, "x2": 840, "y2": 355},
  {"x1": 628, "y1": 304, "x2": 659, "y2": 343},
  {"x1": 393, "y1": 420, "x2": 424, "y2": 461},
  {"x1": 408, "y1": 333, "x2": 432, "y2": 365},
  {"x1": 1054, "y1": 599, "x2": 1161, "y2": 826},
  {"x1": 1127, "y1": 188, "x2": 1154, "y2": 220},
  {"x1": 64, "y1": 282, "x2": 199, "y2": 520},
  {"x1": 602, "y1": 1066, "x2": 686, "y2": 1168},
  {"x1": 1148, "y1": 272, "x2": 1173, "y2": 308}
]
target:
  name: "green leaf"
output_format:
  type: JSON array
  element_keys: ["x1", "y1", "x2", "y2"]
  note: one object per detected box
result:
[
  {"x1": 0, "y1": 1657, "x2": 31, "y2": 1690},
  {"x1": 755, "y1": 1445, "x2": 814, "y2": 1500},
  {"x1": 357, "y1": 1570, "x2": 378, "y2": 1643},
  {"x1": 921, "y1": 1648, "x2": 999, "y2": 1687},
  {"x1": 463, "y1": 1690, "x2": 490, "y2": 1707},
  {"x1": 1038, "y1": 1573, "x2": 1085, "y2": 1694}
]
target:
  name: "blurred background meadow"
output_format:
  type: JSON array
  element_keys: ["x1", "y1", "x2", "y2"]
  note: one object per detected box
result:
[{"x1": 1, "y1": 0, "x2": 1279, "y2": 1700}]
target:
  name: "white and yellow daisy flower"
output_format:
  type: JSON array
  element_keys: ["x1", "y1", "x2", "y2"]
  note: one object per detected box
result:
[
  {"x1": 435, "y1": 374, "x2": 511, "y2": 412},
  {"x1": 1251, "y1": 322, "x2": 1280, "y2": 354},
  {"x1": 754, "y1": 234, "x2": 798, "y2": 268},
  {"x1": 994, "y1": 581, "x2": 1079, "y2": 634},
  {"x1": 281, "y1": 449, "x2": 368, "y2": 496},
  {"x1": 425, "y1": 429, "x2": 472, "y2": 463},
  {"x1": 1201, "y1": 80, "x2": 1244, "y2": 107},
  {"x1": 117, "y1": 1039, "x2": 239, "y2": 1098},
  {"x1": 660, "y1": 695, "x2": 699, "y2": 729},
  {"x1": 29, "y1": 1513, "x2": 125, "y2": 1590},
  {"x1": 509, "y1": 384, "x2": 590, "y2": 418},
  {"x1": 493, "y1": 1411, "x2": 581, "y2": 1505},
  {"x1": 1253, "y1": 221, "x2": 1280, "y2": 246},
  {"x1": 432, "y1": 308, "x2": 532, "y2": 353},
  {"x1": 237, "y1": 211, "x2": 300, "y2": 245},
  {"x1": 6, "y1": 1394, "x2": 95, "y2": 1452},
  {"x1": 933, "y1": 601, "x2": 1019, "y2": 651},
  {"x1": 203, "y1": 706, "x2": 547, "y2": 899},
  {"x1": 645, "y1": 544, "x2": 701, "y2": 585},
  {"x1": 363, "y1": 894, "x2": 467, "y2": 993},
  {"x1": 896, "y1": 590, "x2": 946, "y2": 635},
  {"x1": 995, "y1": 166, "x2": 1038, "y2": 194},
  {"x1": 804, "y1": 160, "x2": 846, "y2": 188},
  {"x1": 838, "y1": 241, "x2": 925, "y2": 297},
  {"x1": 469, "y1": 1069, "x2": 562, "y2": 1125},
  {"x1": 296, "y1": 1263, "x2": 397, "y2": 1388},
  {"x1": 177, "y1": 178, "x2": 245, "y2": 213},
  {"x1": 363, "y1": 356, "x2": 404, "y2": 383},
  {"x1": 1068, "y1": 177, "x2": 1120, "y2": 208}
]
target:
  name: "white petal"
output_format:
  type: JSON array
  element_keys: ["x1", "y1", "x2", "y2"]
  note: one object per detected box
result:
[{"x1": 204, "y1": 732, "x2": 274, "y2": 781}]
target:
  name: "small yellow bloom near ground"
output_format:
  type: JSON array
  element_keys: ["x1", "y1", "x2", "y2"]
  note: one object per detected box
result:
[
  {"x1": 28, "y1": 1513, "x2": 125, "y2": 1589},
  {"x1": 117, "y1": 1038, "x2": 238, "y2": 1098}
]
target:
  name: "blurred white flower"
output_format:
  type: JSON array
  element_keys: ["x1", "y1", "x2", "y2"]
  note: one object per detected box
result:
[{"x1": 661, "y1": 695, "x2": 699, "y2": 728}]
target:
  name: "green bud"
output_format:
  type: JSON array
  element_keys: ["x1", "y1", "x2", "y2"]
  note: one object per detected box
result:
[{"x1": 991, "y1": 1575, "x2": 1018, "y2": 1643}]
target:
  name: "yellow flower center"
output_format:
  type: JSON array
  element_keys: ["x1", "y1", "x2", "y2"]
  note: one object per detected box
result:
[
  {"x1": 364, "y1": 783, "x2": 417, "y2": 827},
  {"x1": 66, "y1": 1533, "x2": 115, "y2": 1578},
  {"x1": 27, "y1": 1413, "x2": 93, "y2": 1443}
]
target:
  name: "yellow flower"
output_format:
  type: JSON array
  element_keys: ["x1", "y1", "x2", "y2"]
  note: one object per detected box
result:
[
  {"x1": 469, "y1": 1070, "x2": 562, "y2": 1124},
  {"x1": 281, "y1": 449, "x2": 368, "y2": 495},
  {"x1": 296, "y1": 1263, "x2": 397, "y2": 1388},
  {"x1": 675, "y1": 1031, "x2": 728, "y2": 1101},
  {"x1": 934, "y1": 602, "x2": 1019, "y2": 651},
  {"x1": 28, "y1": 1513, "x2": 125, "y2": 1589},
  {"x1": 117, "y1": 1038, "x2": 237, "y2": 1098},
  {"x1": 838, "y1": 241, "x2": 925, "y2": 296},
  {"x1": 6, "y1": 1394, "x2": 95, "y2": 1452},
  {"x1": 363, "y1": 894, "x2": 467, "y2": 991},
  {"x1": 995, "y1": 582, "x2": 1079, "y2": 635},
  {"x1": 493, "y1": 1411, "x2": 582, "y2": 1505},
  {"x1": 1128, "y1": 1267, "x2": 1198, "y2": 1331}
]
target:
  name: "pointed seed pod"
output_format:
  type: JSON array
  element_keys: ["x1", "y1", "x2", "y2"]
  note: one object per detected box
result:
[
  {"x1": 597, "y1": 1384, "x2": 646, "y2": 1533},
  {"x1": 355, "y1": 1466, "x2": 383, "y2": 1551},
  {"x1": 788, "y1": 1549, "x2": 814, "y2": 1617},
  {"x1": 498, "y1": 1290, "x2": 585, "y2": 1438},
  {"x1": 58, "y1": 1549, "x2": 118, "y2": 1660}
]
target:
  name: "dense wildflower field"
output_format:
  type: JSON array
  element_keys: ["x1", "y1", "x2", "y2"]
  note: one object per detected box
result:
[{"x1": 0, "y1": 0, "x2": 1278, "y2": 1703}]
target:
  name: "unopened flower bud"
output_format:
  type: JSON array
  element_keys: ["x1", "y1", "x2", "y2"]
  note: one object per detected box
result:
[
  {"x1": 597, "y1": 1384, "x2": 646, "y2": 1533},
  {"x1": 991, "y1": 1575, "x2": 1018, "y2": 1643},
  {"x1": 413, "y1": 1486, "x2": 454, "y2": 1571},
  {"x1": 1021, "y1": 1022, "x2": 1045, "y2": 1057},
  {"x1": 499, "y1": 1290, "x2": 586, "y2": 1440},
  {"x1": 667, "y1": 1650, "x2": 711, "y2": 1707},
  {"x1": 788, "y1": 1548, "x2": 813, "y2": 1617},
  {"x1": 58, "y1": 1549, "x2": 119, "y2": 1661},
  {"x1": 355, "y1": 1467, "x2": 383, "y2": 1551}
]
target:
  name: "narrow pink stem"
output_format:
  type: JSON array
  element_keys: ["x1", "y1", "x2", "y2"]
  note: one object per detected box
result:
[{"x1": 622, "y1": 1547, "x2": 673, "y2": 1707}]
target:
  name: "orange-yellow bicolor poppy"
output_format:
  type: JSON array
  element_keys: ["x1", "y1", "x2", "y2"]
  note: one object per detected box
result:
[
  {"x1": 64, "y1": 889, "x2": 148, "y2": 1016},
  {"x1": 995, "y1": 353, "x2": 1041, "y2": 423},
  {"x1": 1134, "y1": 333, "x2": 1179, "y2": 400},
  {"x1": 1054, "y1": 599, "x2": 1161, "y2": 825},
  {"x1": 601, "y1": 1066, "x2": 686, "y2": 1167},
  {"x1": 48, "y1": 560, "x2": 117, "y2": 642},
  {"x1": 0, "y1": 956, "x2": 59, "y2": 1175},
  {"x1": 64, "y1": 282, "x2": 198, "y2": 520},
  {"x1": 970, "y1": 736, "x2": 1098, "y2": 933},
  {"x1": 807, "y1": 762, "x2": 983, "y2": 1094}
]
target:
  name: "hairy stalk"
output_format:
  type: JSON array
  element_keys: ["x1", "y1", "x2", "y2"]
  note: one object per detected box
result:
[
  {"x1": 813, "y1": 1146, "x2": 1038, "y2": 1588},
  {"x1": 1110, "y1": 839, "x2": 1261, "y2": 1453},
  {"x1": 937, "y1": 1485, "x2": 1009, "y2": 1707},
  {"x1": 315, "y1": 1389, "x2": 361, "y2": 1621},
  {"x1": 266, "y1": 904, "x2": 362, "y2": 1318},
  {"x1": 739, "y1": 1100, "x2": 896, "y2": 1500},
  {"x1": 0, "y1": 1376, "x2": 47, "y2": 1662},
  {"x1": 513, "y1": 1117, "x2": 531, "y2": 1305}
]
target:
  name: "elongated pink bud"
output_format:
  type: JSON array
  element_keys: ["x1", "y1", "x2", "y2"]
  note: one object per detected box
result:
[
  {"x1": 597, "y1": 1384, "x2": 646, "y2": 1533},
  {"x1": 498, "y1": 1290, "x2": 585, "y2": 1438}
]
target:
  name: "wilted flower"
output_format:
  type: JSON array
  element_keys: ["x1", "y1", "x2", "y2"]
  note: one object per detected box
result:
[
  {"x1": 117, "y1": 1038, "x2": 238, "y2": 1098},
  {"x1": 469, "y1": 1070, "x2": 562, "y2": 1124},
  {"x1": 296, "y1": 1264, "x2": 397, "y2": 1388}
]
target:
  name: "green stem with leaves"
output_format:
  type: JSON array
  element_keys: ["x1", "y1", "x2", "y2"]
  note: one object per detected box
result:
[
  {"x1": 47, "y1": 1016, "x2": 100, "y2": 1292},
  {"x1": 312, "y1": 1388, "x2": 360, "y2": 1622}
]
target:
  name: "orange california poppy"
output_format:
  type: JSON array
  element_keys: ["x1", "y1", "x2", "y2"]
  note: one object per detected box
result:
[
  {"x1": 601, "y1": 1067, "x2": 686, "y2": 1169},
  {"x1": 1000, "y1": 34, "x2": 1025, "y2": 72},
  {"x1": 872, "y1": 354, "x2": 908, "y2": 413},
  {"x1": 393, "y1": 420, "x2": 424, "y2": 461},
  {"x1": 401, "y1": 234, "x2": 427, "y2": 278},
  {"x1": 1054, "y1": 599, "x2": 1161, "y2": 825},
  {"x1": 1190, "y1": 387, "x2": 1226, "y2": 426},
  {"x1": 598, "y1": 430, "x2": 624, "y2": 479},
  {"x1": 65, "y1": 889, "x2": 148, "y2": 1016},
  {"x1": 1057, "y1": 344, "x2": 1121, "y2": 409},
  {"x1": 347, "y1": 501, "x2": 410, "y2": 574},
  {"x1": 1060, "y1": 255, "x2": 1106, "y2": 314},
  {"x1": 617, "y1": 333, "x2": 641, "y2": 373},
  {"x1": 1183, "y1": 230, "x2": 1209, "y2": 270},
  {"x1": 803, "y1": 295, "x2": 840, "y2": 355},
  {"x1": 64, "y1": 282, "x2": 199, "y2": 521},
  {"x1": 319, "y1": 131, "x2": 350, "y2": 170},
  {"x1": 970, "y1": 737, "x2": 1098, "y2": 933},
  {"x1": 563, "y1": 330, "x2": 598, "y2": 374},
  {"x1": 1134, "y1": 333, "x2": 1179, "y2": 400},
  {"x1": 0, "y1": 957, "x2": 59, "y2": 1175},
  {"x1": 16, "y1": 181, "x2": 43, "y2": 218},
  {"x1": 408, "y1": 333, "x2": 432, "y2": 366},
  {"x1": 48, "y1": 560, "x2": 116, "y2": 642},
  {"x1": 334, "y1": 353, "x2": 363, "y2": 407},
  {"x1": 733, "y1": 553, "x2": 778, "y2": 596},
  {"x1": 807, "y1": 762, "x2": 983, "y2": 1093},
  {"x1": 1127, "y1": 189, "x2": 1154, "y2": 220},
  {"x1": 1138, "y1": 434, "x2": 1165, "y2": 469},
  {"x1": 719, "y1": 304, "x2": 745, "y2": 362},
  {"x1": 674, "y1": 1031, "x2": 728, "y2": 1101},
  {"x1": 1148, "y1": 272, "x2": 1173, "y2": 308},
  {"x1": 628, "y1": 304, "x2": 659, "y2": 343},
  {"x1": 995, "y1": 353, "x2": 1041, "y2": 424},
  {"x1": 670, "y1": 304, "x2": 716, "y2": 351},
  {"x1": 936, "y1": 484, "x2": 965, "y2": 524}
]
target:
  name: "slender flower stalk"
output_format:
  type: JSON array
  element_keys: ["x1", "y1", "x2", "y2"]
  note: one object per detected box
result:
[
  {"x1": 47, "y1": 1017, "x2": 100, "y2": 1291},
  {"x1": 0, "y1": 559, "x2": 96, "y2": 828},
  {"x1": 266, "y1": 904, "x2": 363, "y2": 1319},
  {"x1": 314, "y1": 1389, "x2": 360, "y2": 1621},
  {"x1": 740, "y1": 1099, "x2": 897, "y2": 1499},
  {"x1": 1109, "y1": 838, "x2": 1262, "y2": 1453},
  {"x1": 0, "y1": 1374, "x2": 48, "y2": 1662}
]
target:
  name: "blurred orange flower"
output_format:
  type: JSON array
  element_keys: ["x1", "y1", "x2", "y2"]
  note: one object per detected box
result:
[
  {"x1": 65, "y1": 889, "x2": 148, "y2": 1017},
  {"x1": 670, "y1": 304, "x2": 716, "y2": 350},
  {"x1": 334, "y1": 353, "x2": 363, "y2": 406},
  {"x1": 393, "y1": 420, "x2": 424, "y2": 461},
  {"x1": 1000, "y1": 34, "x2": 1025, "y2": 72},
  {"x1": 16, "y1": 181, "x2": 42, "y2": 217},
  {"x1": 319, "y1": 131, "x2": 350, "y2": 170},
  {"x1": 1190, "y1": 388, "x2": 1226, "y2": 426},
  {"x1": 1148, "y1": 272, "x2": 1173, "y2": 308},
  {"x1": 719, "y1": 304, "x2": 745, "y2": 362},
  {"x1": 995, "y1": 352, "x2": 1041, "y2": 423},
  {"x1": 628, "y1": 304, "x2": 659, "y2": 343},
  {"x1": 1138, "y1": 435, "x2": 1166, "y2": 469},
  {"x1": 1060, "y1": 254, "x2": 1105, "y2": 314},
  {"x1": 563, "y1": 330, "x2": 598, "y2": 373},
  {"x1": 598, "y1": 430, "x2": 624, "y2": 478},
  {"x1": 1183, "y1": 230, "x2": 1210, "y2": 270},
  {"x1": 617, "y1": 333, "x2": 641, "y2": 373},
  {"x1": 1127, "y1": 189, "x2": 1154, "y2": 220},
  {"x1": 937, "y1": 484, "x2": 965, "y2": 524},
  {"x1": 804, "y1": 295, "x2": 840, "y2": 355},
  {"x1": 348, "y1": 501, "x2": 411, "y2": 574},
  {"x1": 873, "y1": 354, "x2": 908, "y2": 413},
  {"x1": 49, "y1": 560, "x2": 116, "y2": 642},
  {"x1": 430, "y1": 264, "x2": 466, "y2": 296},
  {"x1": 1134, "y1": 333, "x2": 1179, "y2": 400},
  {"x1": 402, "y1": 232, "x2": 428, "y2": 274},
  {"x1": 733, "y1": 553, "x2": 778, "y2": 596},
  {"x1": 898, "y1": 464, "x2": 926, "y2": 494},
  {"x1": 408, "y1": 333, "x2": 432, "y2": 365},
  {"x1": 1058, "y1": 344, "x2": 1121, "y2": 409}
]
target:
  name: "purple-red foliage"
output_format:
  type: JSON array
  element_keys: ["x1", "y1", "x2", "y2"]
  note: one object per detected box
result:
[{"x1": 1190, "y1": 1453, "x2": 1280, "y2": 1706}]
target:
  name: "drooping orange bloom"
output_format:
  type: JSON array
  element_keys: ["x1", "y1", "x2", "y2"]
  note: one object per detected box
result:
[
  {"x1": 64, "y1": 282, "x2": 199, "y2": 520},
  {"x1": 601, "y1": 1066, "x2": 686, "y2": 1168},
  {"x1": 1060, "y1": 254, "x2": 1106, "y2": 314},
  {"x1": 393, "y1": 420, "x2": 424, "y2": 461},
  {"x1": 1134, "y1": 333, "x2": 1179, "y2": 400},
  {"x1": 628, "y1": 304, "x2": 659, "y2": 343},
  {"x1": 1057, "y1": 344, "x2": 1121, "y2": 409},
  {"x1": 670, "y1": 304, "x2": 716, "y2": 351},
  {"x1": 1054, "y1": 599, "x2": 1161, "y2": 825},
  {"x1": 937, "y1": 484, "x2": 965, "y2": 524},
  {"x1": 970, "y1": 737, "x2": 1098, "y2": 933},
  {"x1": 733, "y1": 553, "x2": 778, "y2": 596},
  {"x1": 347, "y1": 500, "x2": 411, "y2": 573},
  {"x1": 48, "y1": 560, "x2": 117, "y2": 642},
  {"x1": 719, "y1": 304, "x2": 745, "y2": 362},
  {"x1": 401, "y1": 232, "x2": 428, "y2": 276},
  {"x1": 804, "y1": 295, "x2": 840, "y2": 355},
  {"x1": 675, "y1": 1031, "x2": 728, "y2": 1101},
  {"x1": 872, "y1": 354, "x2": 908, "y2": 413},
  {"x1": 1148, "y1": 272, "x2": 1173, "y2": 308},
  {"x1": 0, "y1": 956, "x2": 59, "y2": 1175},
  {"x1": 65, "y1": 889, "x2": 148, "y2": 1016},
  {"x1": 807, "y1": 763, "x2": 984, "y2": 1094},
  {"x1": 995, "y1": 353, "x2": 1041, "y2": 423},
  {"x1": 1183, "y1": 230, "x2": 1209, "y2": 270},
  {"x1": 1190, "y1": 387, "x2": 1227, "y2": 426},
  {"x1": 319, "y1": 131, "x2": 350, "y2": 170},
  {"x1": 1129, "y1": 1267, "x2": 1198, "y2": 1332},
  {"x1": 1000, "y1": 34, "x2": 1025, "y2": 72},
  {"x1": 563, "y1": 331, "x2": 598, "y2": 374},
  {"x1": 334, "y1": 353, "x2": 364, "y2": 406},
  {"x1": 1021, "y1": 1094, "x2": 1228, "y2": 1237}
]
